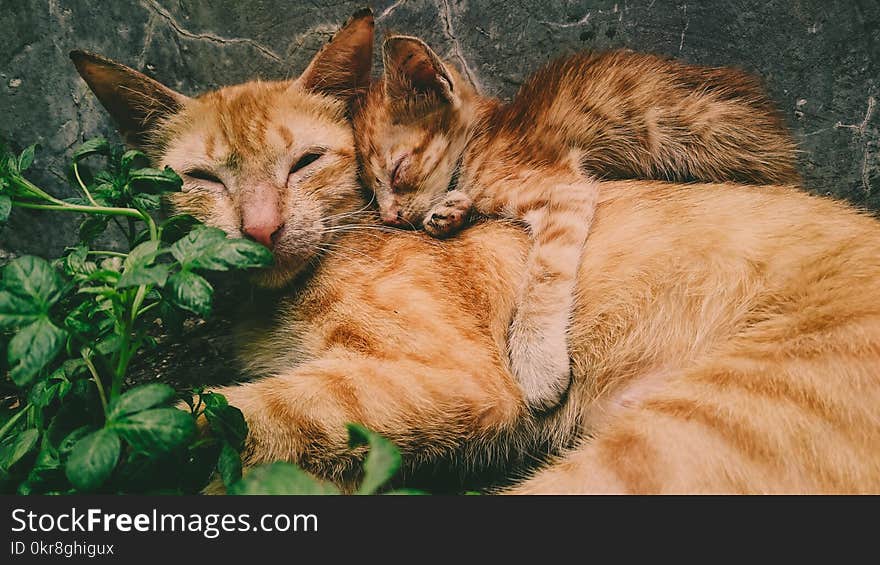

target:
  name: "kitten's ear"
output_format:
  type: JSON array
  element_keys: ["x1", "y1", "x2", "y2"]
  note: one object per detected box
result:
[
  {"x1": 382, "y1": 35, "x2": 457, "y2": 105},
  {"x1": 70, "y1": 50, "x2": 189, "y2": 146},
  {"x1": 298, "y1": 7, "x2": 374, "y2": 99}
]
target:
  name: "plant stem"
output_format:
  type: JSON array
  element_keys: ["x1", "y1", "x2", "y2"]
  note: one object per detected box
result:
[
  {"x1": 131, "y1": 284, "x2": 148, "y2": 323},
  {"x1": 14, "y1": 201, "x2": 144, "y2": 220},
  {"x1": 12, "y1": 174, "x2": 157, "y2": 233},
  {"x1": 72, "y1": 162, "x2": 99, "y2": 206},
  {"x1": 136, "y1": 300, "x2": 160, "y2": 318},
  {"x1": 87, "y1": 250, "x2": 128, "y2": 259},
  {"x1": 82, "y1": 352, "x2": 109, "y2": 415},
  {"x1": 143, "y1": 213, "x2": 158, "y2": 241},
  {"x1": 111, "y1": 312, "x2": 135, "y2": 401},
  {"x1": 112, "y1": 349, "x2": 133, "y2": 400},
  {"x1": 0, "y1": 404, "x2": 32, "y2": 440}
]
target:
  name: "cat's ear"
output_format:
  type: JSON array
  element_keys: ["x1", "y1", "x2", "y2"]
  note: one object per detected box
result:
[
  {"x1": 382, "y1": 35, "x2": 458, "y2": 105},
  {"x1": 70, "y1": 50, "x2": 189, "y2": 146},
  {"x1": 298, "y1": 7, "x2": 374, "y2": 99}
]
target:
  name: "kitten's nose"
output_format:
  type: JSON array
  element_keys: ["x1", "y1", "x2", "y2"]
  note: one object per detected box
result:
[
  {"x1": 243, "y1": 222, "x2": 283, "y2": 249},
  {"x1": 380, "y1": 207, "x2": 405, "y2": 226}
]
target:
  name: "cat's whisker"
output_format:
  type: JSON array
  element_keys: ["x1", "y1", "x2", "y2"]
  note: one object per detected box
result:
[
  {"x1": 322, "y1": 223, "x2": 406, "y2": 234},
  {"x1": 317, "y1": 242, "x2": 385, "y2": 266},
  {"x1": 322, "y1": 205, "x2": 379, "y2": 223},
  {"x1": 321, "y1": 193, "x2": 380, "y2": 223},
  {"x1": 322, "y1": 223, "x2": 444, "y2": 247}
]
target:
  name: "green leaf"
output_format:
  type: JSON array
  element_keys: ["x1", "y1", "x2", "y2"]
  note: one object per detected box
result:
[
  {"x1": 112, "y1": 408, "x2": 195, "y2": 454},
  {"x1": 49, "y1": 358, "x2": 86, "y2": 382},
  {"x1": 72, "y1": 138, "x2": 110, "y2": 162},
  {"x1": 117, "y1": 263, "x2": 169, "y2": 289},
  {"x1": 58, "y1": 426, "x2": 94, "y2": 457},
  {"x1": 120, "y1": 149, "x2": 148, "y2": 173},
  {"x1": 79, "y1": 215, "x2": 110, "y2": 243},
  {"x1": 8, "y1": 318, "x2": 67, "y2": 386},
  {"x1": 65, "y1": 429, "x2": 120, "y2": 491},
  {"x1": 128, "y1": 167, "x2": 182, "y2": 194},
  {"x1": 347, "y1": 423, "x2": 402, "y2": 495},
  {"x1": 2, "y1": 151, "x2": 19, "y2": 176},
  {"x1": 167, "y1": 270, "x2": 213, "y2": 317},
  {"x1": 94, "y1": 334, "x2": 122, "y2": 357},
  {"x1": 82, "y1": 269, "x2": 121, "y2": 285},
  {"x1": 125, "y1": 240, "x2": 159, "y2": 266},
  {"x1": 228, "y1": 462, "x2": 339, "y2": 495},
  {"x1": 18, "y1": 144, "x2": 37, "y2": 172},
  {"x1": 0, "y1": 290, "x2": 42, "y2": 330},
  {"x1": 0, "y1": 195, "x2": 11, "y2": 224},
  {"x1": 30, "y1": 436, "x2": 62, "y2": 472},
  {"x1": 2, "y1": 255, "x2": 63, "y2": 308},
  {"x1": 29, "y1": 380, "x2": 60, "y2": 410},
  {"x1": 117, "y1": 241, "x2": 169, "y2": 289},
  {"x1": 133, "y1": 192, "x2": 162, "y2": 211},
  {"x1": 204, "y1": 394, "x2": 247, "y2": 450},
  {"x1": 218, "y1": 443, "x2": 242, "y2": 487},
  {"x1": 64, "y1": 301, "x2": 102, "y2": 336},
  {"x1": 63, "y1": 245, "x2": 90, "y2": 276},
  {"x1": 108, "y1": 384, "x2": 175, "y2": 420},
  {"x1": 47, "y1": 381, "x2": 102, "y2": 450},
  {"x1": 2, "y1": 428, "x2": 40, "y2": 470},
  {"x1": 170, "y1": 226, "x2": 273, "y2": 271},
  {"x1": 90, "y1": 181, "x2": 120, "y2": 203},
  {"x1": 160, "y1": 214, "x2": 199, "y2": 244}
]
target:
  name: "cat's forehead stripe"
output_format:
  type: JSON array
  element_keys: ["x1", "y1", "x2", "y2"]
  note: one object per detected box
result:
[
  {"x1": 188, "y1": 80, "x2": 348, "y2": 160},
  {"x1": 277, "y1": 125, "x2": 295, "y2": 149},
  {"x1": 204, "y1": 134, "x2": 216, "y2": 161}
]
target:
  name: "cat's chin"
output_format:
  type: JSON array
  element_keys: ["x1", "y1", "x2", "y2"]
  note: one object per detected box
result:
[{"x1": 248, "y1": 251, "x2": 314, "y2": 290}]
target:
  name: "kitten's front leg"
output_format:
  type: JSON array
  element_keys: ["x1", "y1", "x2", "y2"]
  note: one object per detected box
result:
[
  {"x1": 507, "y1": 178, "x2": 599, "y2": 412},
  {"x1": 508, "y1": 275, "x2": 577, "y2": 411},
  {"x1": 423, "y1": 189, "x2": 474, "y2": 238}
]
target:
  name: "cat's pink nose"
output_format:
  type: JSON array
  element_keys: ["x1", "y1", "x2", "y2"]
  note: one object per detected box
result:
[{"x1": 243, "y1": 222, "x2": 283, "y2": 249}]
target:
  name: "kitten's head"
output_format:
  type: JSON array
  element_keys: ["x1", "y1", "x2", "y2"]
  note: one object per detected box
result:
[
  {"x1": 71, "y1": 9, "x2": 375, "y2": 288},
  {"x1": 354, "y1": 35, "x2": 481, "y2": 228}
]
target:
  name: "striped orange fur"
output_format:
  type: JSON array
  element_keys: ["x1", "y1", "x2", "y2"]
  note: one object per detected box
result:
[
  {"x1": 353, "y1": 36, "x2": 800, "y2": 411},
  {"x1": 224, "y1": 183, "x2": 880, "y2": 494},
  {"x1": 72, "y1": 11, "x2": 880, "y2": 493}
]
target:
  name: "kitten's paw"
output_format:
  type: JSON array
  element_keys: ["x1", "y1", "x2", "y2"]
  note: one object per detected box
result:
[
  {"x1": 423, "y1": 190, "x2": 473, "y2": 238},
  {"x1": 508, "y1": 317, "x2": 572, "y2": 412}
]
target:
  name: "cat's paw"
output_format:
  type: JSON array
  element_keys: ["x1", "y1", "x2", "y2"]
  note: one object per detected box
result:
[
  {"x1": 508, "y1": 314, "x2": 573, "y2": 412},
  {"x1": 423, "y1": 190, "x2": 473, "y2": 238}
]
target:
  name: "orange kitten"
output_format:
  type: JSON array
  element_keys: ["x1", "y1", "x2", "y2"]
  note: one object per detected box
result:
[{"x1": 354, "y1": 37, "x2": 800, "y2": 411}]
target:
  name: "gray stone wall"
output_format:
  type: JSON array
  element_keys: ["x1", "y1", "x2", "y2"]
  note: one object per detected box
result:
[{"x1": 2, "y1": 0, "x2": 879, "y2": 257}]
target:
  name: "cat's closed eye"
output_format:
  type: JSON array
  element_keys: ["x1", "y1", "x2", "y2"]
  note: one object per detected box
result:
[
  {"x1": 184, "y1": 169, "x2": 225, "y2": 190},
  {"x1": 290, "y1": 151, "x2": 325, "y2": 175}
]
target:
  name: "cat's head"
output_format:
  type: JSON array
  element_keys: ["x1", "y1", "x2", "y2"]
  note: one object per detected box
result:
[
  {"x1": 71, "y1": 9, "x2": 375, "y2": 288},
  {"x1": 354, "y1": 35, "x2": 482, "y2": 228}
]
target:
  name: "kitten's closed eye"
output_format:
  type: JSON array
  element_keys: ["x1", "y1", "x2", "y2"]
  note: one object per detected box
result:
[
  {"x1": 290, "y1": 151, "x2": 325, "y2": 175},
  {"x1": 389, "y1": 154, "x2": 410, "y2": 192}
]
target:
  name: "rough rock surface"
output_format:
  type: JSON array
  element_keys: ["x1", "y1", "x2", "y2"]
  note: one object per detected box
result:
[
  {"x1": 2, "y1": 0, "x2": 879, "y2": 257},
  {"x1": 1, "y1": 1, "x2": 879, "y2": 388}
]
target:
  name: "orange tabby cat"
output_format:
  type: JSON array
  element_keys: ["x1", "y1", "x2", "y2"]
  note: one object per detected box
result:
[
  {"x1": 354, "y1": 37, "x2": 800, "y2": 412},
  {"x1": 72, "y1": 11, "x2": 880, "y2": 493}
]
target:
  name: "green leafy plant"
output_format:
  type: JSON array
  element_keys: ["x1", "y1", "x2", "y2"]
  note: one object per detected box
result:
[
  {"x1": 0, "y1": 138, "x2": 273, "y2": 493},
  {"x1": 0, "y1": 139, "x2": 409, "y2": 495}
]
